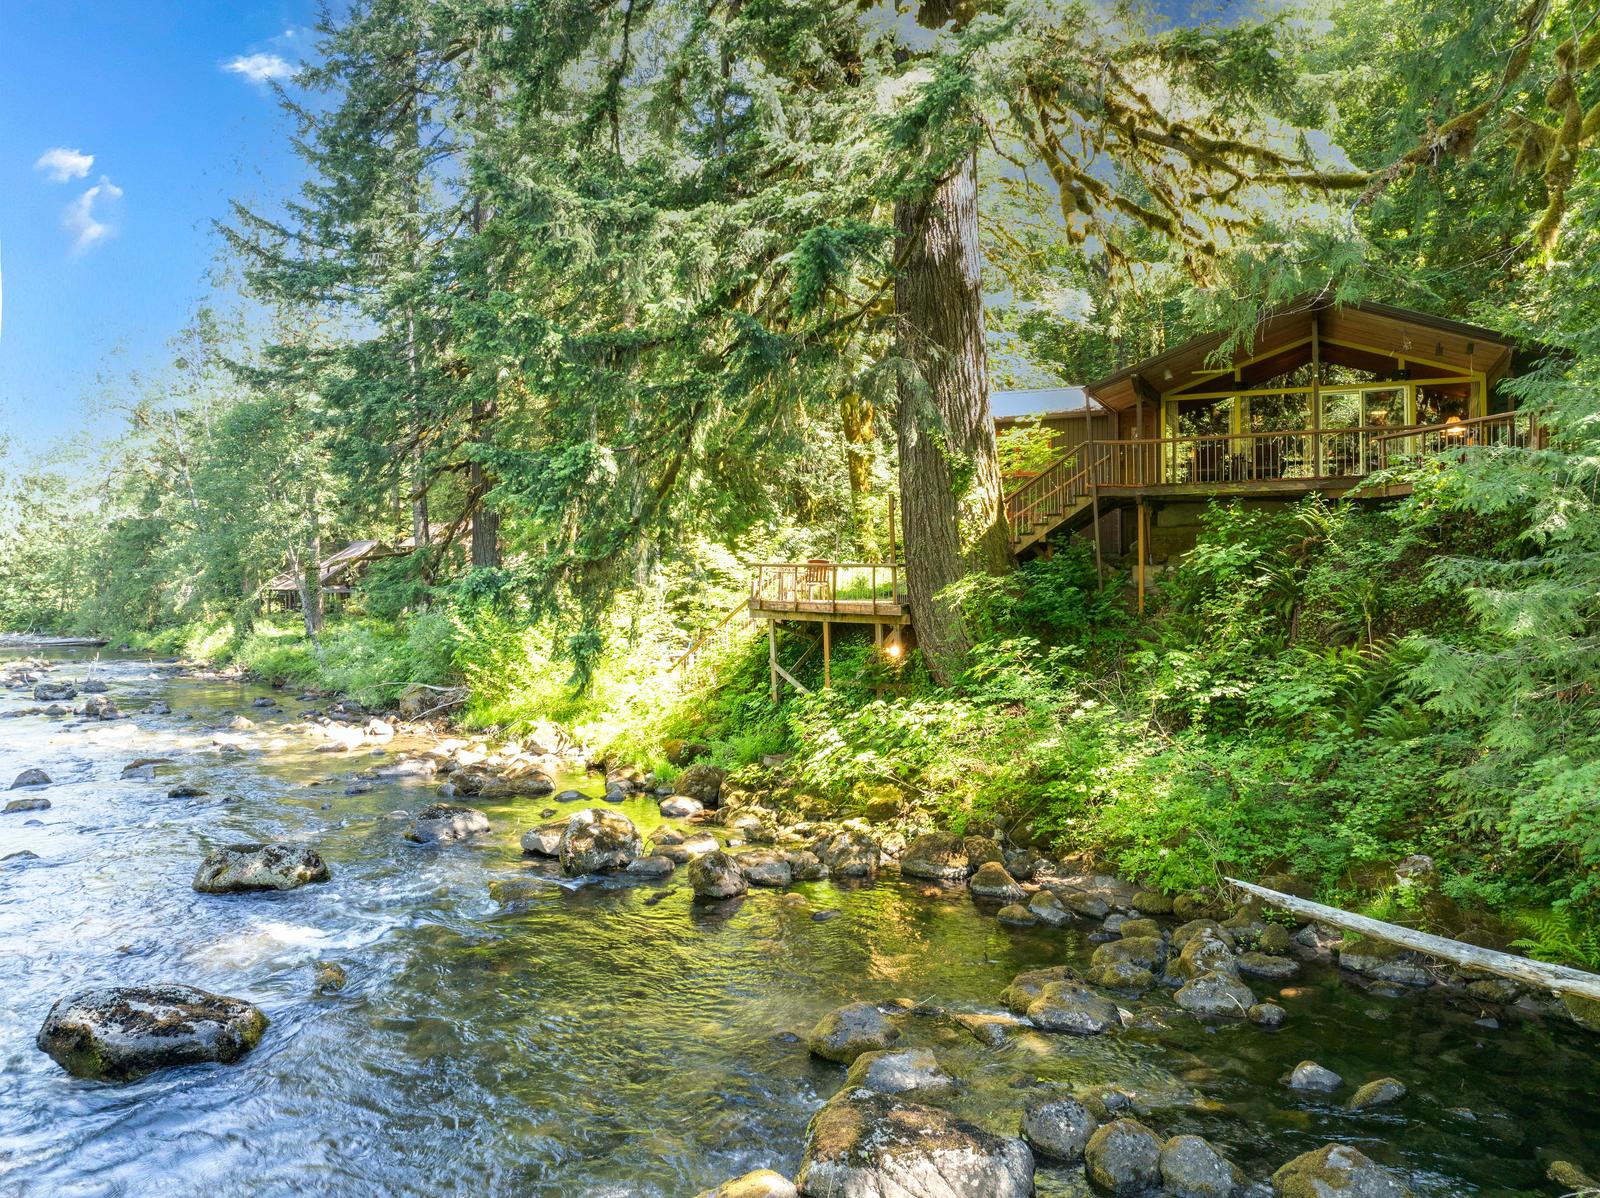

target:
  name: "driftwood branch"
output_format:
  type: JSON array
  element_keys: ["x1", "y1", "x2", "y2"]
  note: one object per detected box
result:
[{"x1": 1226, "y1": 877, "x2": 1600, "y2": 1002}]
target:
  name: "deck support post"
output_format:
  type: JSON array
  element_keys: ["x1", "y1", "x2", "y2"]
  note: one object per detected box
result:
[
  {"x1": 1136, "y1": 498, "x2": 1147, "y2": 615},
  {"x1": 822, "y1": 619, "x2": 831, "y2": 689},
  {"x1": 768, "y1": 620, "x2": 779, "y2": 704}
]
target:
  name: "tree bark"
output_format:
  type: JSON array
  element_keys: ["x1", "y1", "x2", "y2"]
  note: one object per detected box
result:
[
  {"x1": 840, "y1": 391, "x2": 877, "y2": 556},
  {"x1": 894, "y1": 149, "x2": 1011, "y2": 685}
]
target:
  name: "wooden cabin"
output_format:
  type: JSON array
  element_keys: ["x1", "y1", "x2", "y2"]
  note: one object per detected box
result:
[
  {"x1": 265, "y1": 539, "x2": 399, "y2": 608},
  {"x1": 1005, "y1": 298, "x2": 1537, "y2": 563}
]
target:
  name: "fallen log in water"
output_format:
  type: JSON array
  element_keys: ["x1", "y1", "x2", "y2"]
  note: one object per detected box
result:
[{"x1": 1226, "y1": 877, "x2": 1600, "y2": 1002}]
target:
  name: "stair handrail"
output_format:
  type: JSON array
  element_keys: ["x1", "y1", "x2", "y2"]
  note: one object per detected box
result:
[
  {"x1": 1006, "y1": 443, "x2": 1109, "y2": 539},
  {"x1": 670, "y1": 590, "x2": 760, "y2": 690}
]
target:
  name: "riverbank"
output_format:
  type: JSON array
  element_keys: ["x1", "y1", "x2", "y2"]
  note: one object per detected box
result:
[{"x1": 4, "y1": 646, "x2": 1600, "y2": 1195}]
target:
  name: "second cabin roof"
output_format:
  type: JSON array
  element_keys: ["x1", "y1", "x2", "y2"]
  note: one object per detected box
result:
[{"x1": 1085, "y1": 297, "x2": 1520, "y2": 411}]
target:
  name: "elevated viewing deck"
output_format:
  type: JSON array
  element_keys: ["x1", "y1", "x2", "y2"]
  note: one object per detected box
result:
[{"x1": 1004, "y1": 410, "x2": 1541, "y2": 556}]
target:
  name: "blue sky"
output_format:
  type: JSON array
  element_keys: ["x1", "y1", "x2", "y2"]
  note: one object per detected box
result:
[{"x1": 0, "y1": 1, "x2": 318, "y2": 454}]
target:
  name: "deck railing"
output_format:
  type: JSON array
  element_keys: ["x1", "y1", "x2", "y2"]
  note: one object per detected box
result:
[
  {"x1": 748, "y1": 561, "x2": 908, "y2": 616},
  {"x1": 1368, "y1": 410, "x2": 1540, "y2": 463},
  {"x1": 1005, "y1": 448, "x2": 1111, "y2": 536},
  {"x1": 1007, "y1": 411, "x2": 1540, "y2": 498}
]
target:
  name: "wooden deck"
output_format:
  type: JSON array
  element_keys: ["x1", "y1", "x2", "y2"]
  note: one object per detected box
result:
[{"x1": 1004, "y1": 411, "x2": 1538, "y2": 557}]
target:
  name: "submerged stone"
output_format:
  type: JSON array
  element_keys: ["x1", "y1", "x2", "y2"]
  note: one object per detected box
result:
[
  {"x1": 689, "y1": 850, "x2": 747, "y2": 900},
  {"x1": 807, "y1": 1001, "x2": 899, "y2": 1064},
  {"x1": 37, "y1": 984, "x2": 267, "y2": 1081},
  {"x1": 794, "y1": 1094, "x2": 1033, "y2": 1198},
  {"x1": 1084, "y1": 1118, "x2": 1163, "y2": 1195},
  {"x1": 694, "y1": 1170, "x2": 797, "y2": 1198},
  {"x1": 1160, "y1": 1134, "x2": 1243, "y2": 1198},
  {"x1": 1027, "y1": 981, "x2": 1121, "y2": 1035},
  {"x1": 1021, "y1": 1095, "x2": 1098, "y2": 1162},
  {"x1": 1282, "y1": 1060, "x2": 1342, "y2": 1092},
  {"x1": 1271, "y1": 1143, "x2": 1411, "y2": 1197},
  {"x1": 405, "y1": 803, "x2": 491, "y2": 845},
  {"x1": 558, "y1": 807, "x2": 642, "y2": 875},
  {"x1": 1347, "y1": 1077, "x2": 1407, "y2": 1111},
  {"x1": 842, "y1": 1047, "x2": 950, "y2": 1094},
  {"x1": 193, "y1": 843, "x2": 331, "y2": 893}
]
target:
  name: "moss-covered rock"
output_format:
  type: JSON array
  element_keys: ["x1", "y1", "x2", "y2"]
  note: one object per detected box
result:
[
  {"x1": 37, "y1": 984, "x2": 267, "y2": 1081},
  {"x1": 1271, "y1": 1143, "x2": 1411, "y2": 1197}
]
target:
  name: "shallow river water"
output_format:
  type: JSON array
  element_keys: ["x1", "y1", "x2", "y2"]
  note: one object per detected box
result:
[{"x1": 1, "y1": 650, "x2": 1598, "y2": 1198}]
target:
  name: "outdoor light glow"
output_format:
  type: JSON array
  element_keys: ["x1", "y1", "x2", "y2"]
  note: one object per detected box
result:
[{"x1": 885, "y1": 642, "x2": 903, "y2": 659}]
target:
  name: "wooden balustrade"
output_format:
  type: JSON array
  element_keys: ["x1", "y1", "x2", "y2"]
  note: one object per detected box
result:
[{"x1": 747, "y1": 561, "x2": 908, "y2": 617}]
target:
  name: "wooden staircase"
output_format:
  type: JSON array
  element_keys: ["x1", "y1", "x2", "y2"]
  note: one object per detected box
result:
[{"x1": 1005, "y1": 447, "x2": 1108, "y2": 556}]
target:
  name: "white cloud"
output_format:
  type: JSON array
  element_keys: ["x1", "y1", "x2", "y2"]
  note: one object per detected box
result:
[
  {"x1": 63, "y1": 177, "x2": 123, "y2": 254},
  {"x1": 223, "y1": 53, "x2": 293, "y2": 84},
  {"x1": 34, "y1": 147, "x2": 94, "y2": 183}
]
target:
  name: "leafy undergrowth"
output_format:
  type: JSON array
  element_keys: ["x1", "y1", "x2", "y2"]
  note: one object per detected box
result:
[{"x1": 613, "y1": 496, "x2": 1600, "y2": 947}]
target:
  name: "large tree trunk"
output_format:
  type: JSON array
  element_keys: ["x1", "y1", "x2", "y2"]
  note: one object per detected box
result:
[
  {"x1": 894, "y1": 150, "x2": 1011, "y2": 686},
  {"x1": 841, "y1": 391, "x2": 877, "y2": 556}
]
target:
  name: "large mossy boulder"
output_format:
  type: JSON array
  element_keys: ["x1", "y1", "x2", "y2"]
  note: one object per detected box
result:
[
  {"x1": 816, "y1": 828, "x2": 880, "y2": 878},
  {"x1": 969, "y1": 861, "x2": 1025, "y2": 902},
  {"x1": 1084, "y1": 1119, "x2": 1163, "y2": 1195},
  {"x1": 37, "y1": 984, "x2": 267, "y2": 1081},
  {"x1": 1160, "y1": 1134, "x2": 1244, "y2": 1198},
  {"x1": 899, "y1": 831, "x2": 971, "y2": 881},
  {"x1": 794, "y1": 1094, "x2": 1033, "y2": 1198},
  {"x1": 1271, "y1": 1143, "x2": 1411, "y2": 1197},
  {"x1": 193, "y1": 843, "x2": 331, "y2": 893},
  {"x1": 1001, "y1": 965, "x2": 1078, "y2": 1015},
  {"x1": 677, "y1": 763, "x2": 728, "y2": 807},
  {"x1": 1336, "y1": 939, "x2": 1432, "y2": 987},
  {"x1": 405, "y1": 803, "x2": 491, "y2": 845},
  {"x1": 1175, "y1": 971, "x2": 1256, "y2": 1020},
  {"x1": 1021, "y1": 1095, "x2": 1098, "y2": 1162},
  {"x1": 689, "y1": 850, "x2": 748, "y2": 899},
  {"x1": 807, "y1": 1001, "x2": 900, "y2": 1064},
  {"x1": 558, "y1": 807, "x2": 642, "y2": 875},
  {"x1": 1027, "y1": 981, "x2": 1121, "y2": 1035}
]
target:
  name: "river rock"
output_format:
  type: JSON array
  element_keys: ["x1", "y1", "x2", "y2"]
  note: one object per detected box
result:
[
  {"x1": 676, "y1": 763, "x2": 727, "y2": 807},
  {"x1": 997, "y1": 903, "x2": 1038, "y2": 926},
  {"x1": 521, "y1": 820, "x2": 568, "y2": 857},
  {"x1": 1020, "y1": 1095, "x2": 1098, "y2": 1162},
  {"x1": 1337, "y1": 940, "x2": 1432, "y2": 987},
  {"x1": 1282, "y1": 1060, "x2": 1342, "y2": 1092},
  {"x1": 1084, "y1": 1119, "x2": 1163, "y2": 1195},
  {"x1": 624, "y1": 854, "x2": 676, "y2": 877},
  {"x1": 313, "y1": 961, "x2": 348, "y2": 994},
  {"x1": 808, "y1": 1001, "x2": 900, "y2": 1063},
  {"x1": 816, "y1": 828, "x2": 880, "y2": 877},
  {"x1": 785, "y1": 849, "x2": 828, "y2": 881},
  {"x1": 1237, "y1": 952, "x2": 1300, "y2": 980},
  {"x1": 559, "y1": 807, "x2": 642, "y2": 874},
  {"x1": 1027, "y1": 981, "x2": 1121, "y2": 1035},
  {"x1": 36, "y1": 984, "x2": 268, "y2": 1081},
  {"x1": 733, "y1": 848, "x2": 793, "y2": 887},
  {"x1": 1161, "y1": 1134, "x2": 1243, "y2": 1198},
  {"x1": 1093, "y1": 935, "x2": 1166, "y2": 975},
  {"x1": 1172, "y1": 930, "x2": 1239, "y2": 981},
  {"x1": 689, "y1": 850, "x2": 747, "y2": 899},
  {"x1": 1133, "y1": 889, "x2": 1174, "y2": 914},
  {"x1": 147, "y1": 701, "x2": 171, "y2": 715},
  {"x1": 969, "y1": 861, "x2": 1025, "y2": 902},
  {"x1": 1002, "y1": 965, "x2": 1078, "y2": 1014},
  {"x1": 1173, "y1": 919, "x2": 1234, "y2": 950},
  {"x1": 1347, "y1": 1077, "x2": 1407, "y2": 1110},
  {"x1": 659, "y1": 830, "x2": 722, "y2": 864},
  {"x1": 1548, "y1": 1161, "x2": 1600, "y2": 1192},
  {"x1": 167, "y1": 783, "x2": 208, "y2": 798},
  {"x1": 963, "y1": 835, "x2": 1004, "y2": 867},
  {"x1": 3, "y1": 795, "x2": 50, "y2": 814},
  {"x1": 9, "y1": 768, "x2": 50, "y2": 789},
  {"x1": 1175, "y1": 971, "x2": 1255, "y2": 1019},
  {"x1": 405, "y1": 803, "x2": 491, "y2": 845},
  {"x1": 1271, "y1": 1143, "x2": 1411, "y2": 1197},
  {"x1": 554, "y1": 788, "x2": 587, "y2": 803},
  {"x1": 33, "y1": 682, "x2": 76, "y2": 702},
  {"x1": 794, "y1": 1094, "x2": 1033, "y2": 1198},
  {"x1": 1249, "y1": 1002, "x2": 1287, "y2": 1028},
  {"x1": 694, "y1": 1171, "x2": 797, "y2": 1198},
  {"x1": 660, "y1": 794, "x2": 704, "y2": 818},
  {"x1": 842, "y1": 1047, "x2": 950, "y2": 1094},
  {"x1": 899, "y1": 831, "x2": 971, "y2": 881},
  {"x1": 193, "y1": 843, "x2": 332, "y2": 893},
  {"x1": 1028, "y1": 889, "x2": 1072, "y2": 926}
]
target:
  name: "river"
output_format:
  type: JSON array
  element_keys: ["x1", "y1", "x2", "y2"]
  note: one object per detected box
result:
[{"x1": 1, "y1": 648, "x2": 1597, "y2": 1197}]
